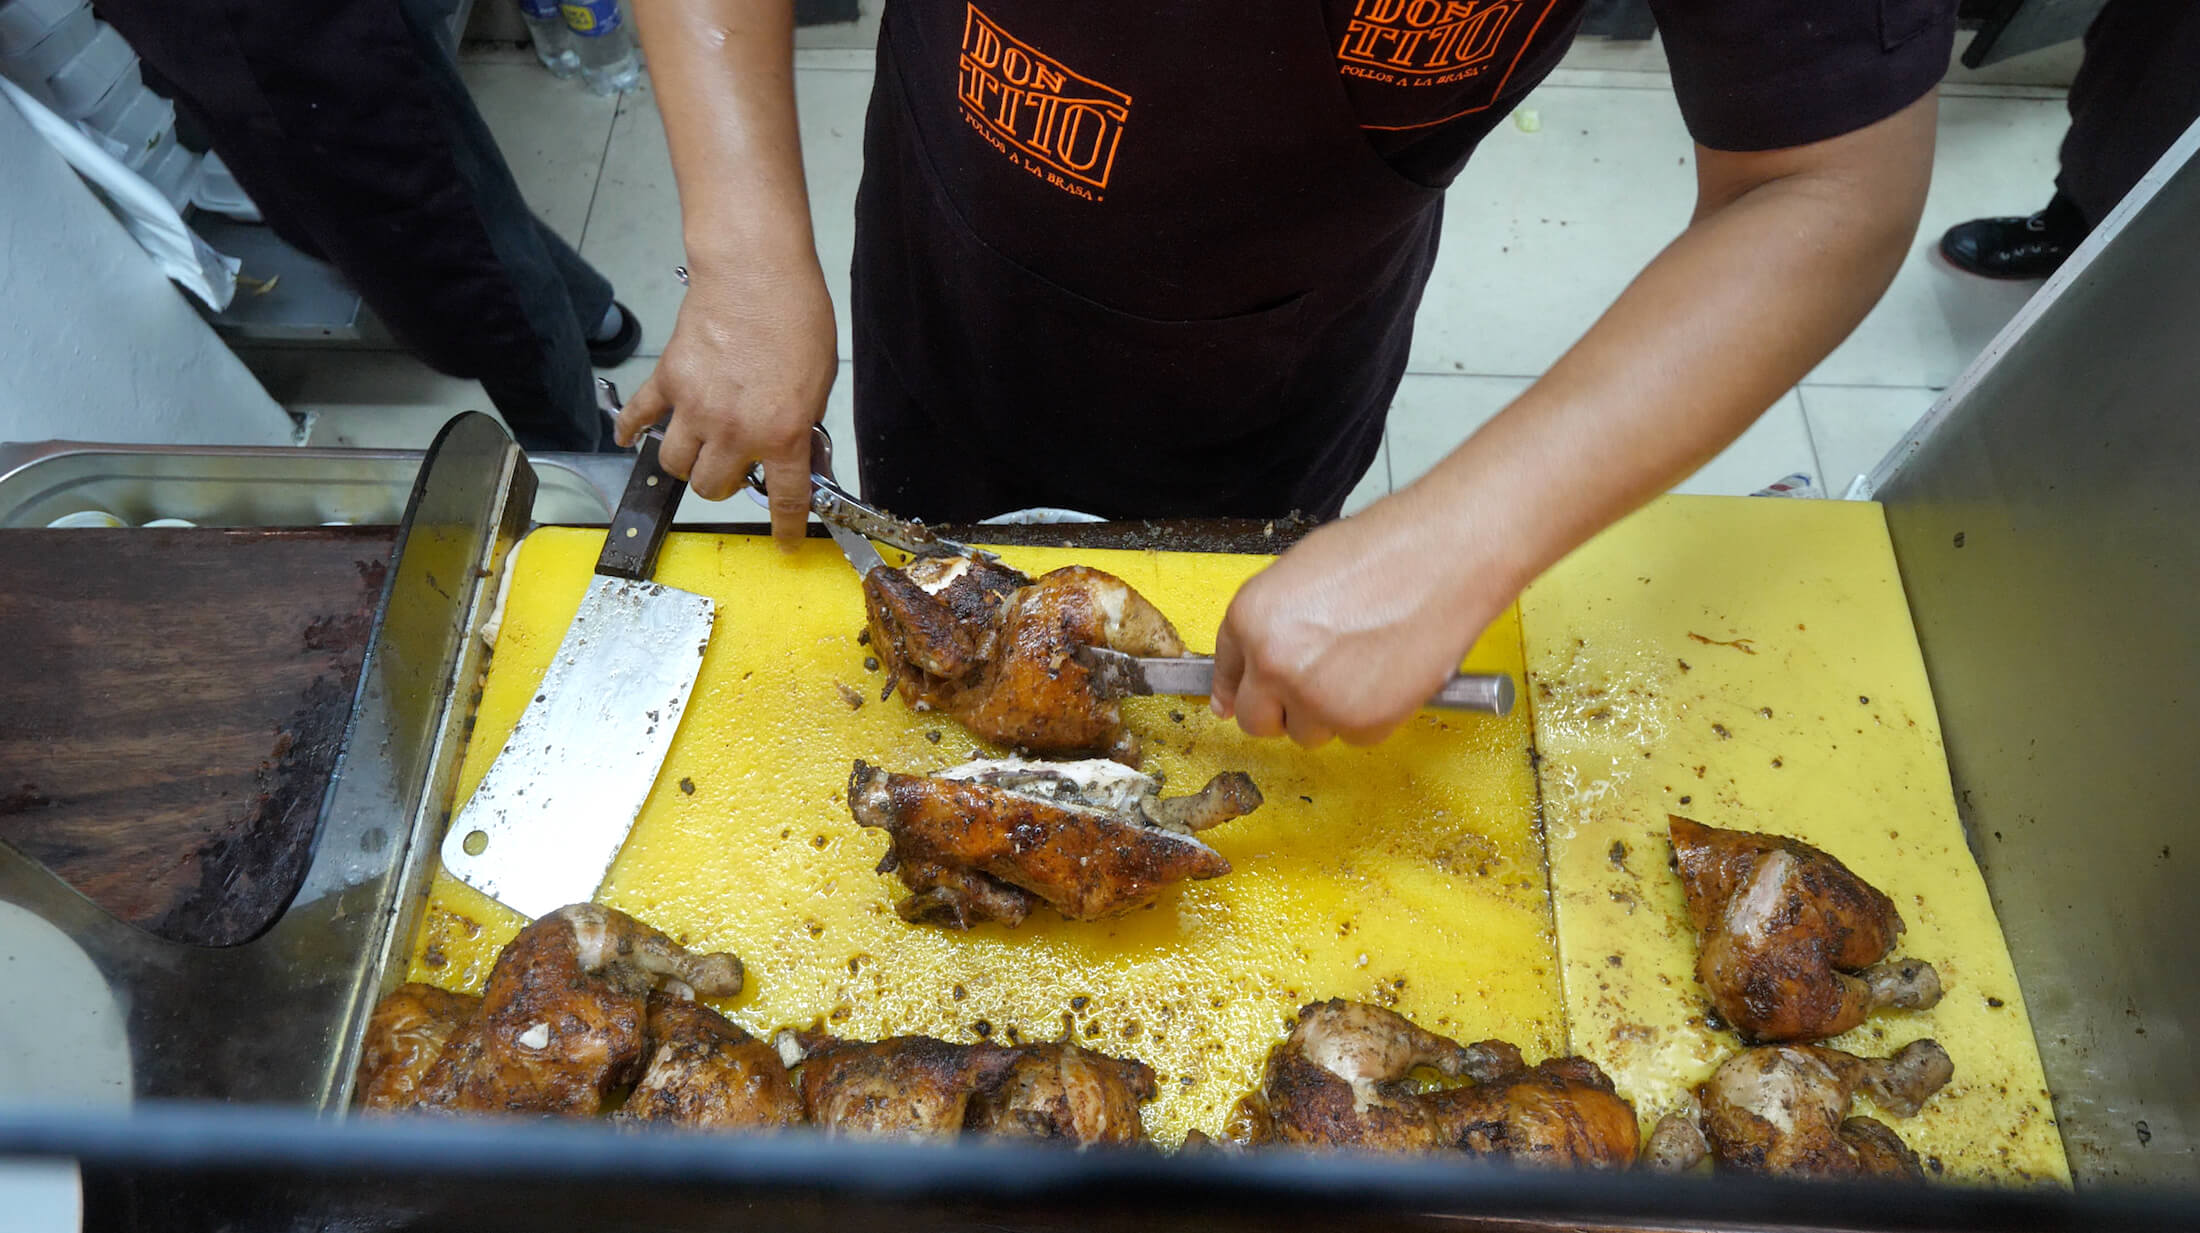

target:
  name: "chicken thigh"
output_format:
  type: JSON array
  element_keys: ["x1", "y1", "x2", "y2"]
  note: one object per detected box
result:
[
  {"x1": 1670, "y1": 816, "x2": 1944, "y2": 1043},
  {"x1": 613, "y1": 991, "x2": 803, "y2": 1131},
  {"x1": 1233, "y1": 1000, "x2": 1640, "y2": 1168},
  {"x1": 964, "y1": 1043, "x2": 1159, "y2": 1146},
  {"x1": 784, "y1": 1032, "x2": 1025, "y2": 1140},
  {"x1": 355, "y1": 983, "x2": 481, "y2": 1112},
  {"x1": 849, "y1": 757, "x2": 1260, "y2": 927},
  {"x1": 864, "y1": 557, "x2": 1189, "y2": 765},
  {"x1": 1647, "y1": 1039, "x2": 1954, "y2": 1179},
  {"x1": 410, "y1": 904, "x2": 745, "y2": 1116}
]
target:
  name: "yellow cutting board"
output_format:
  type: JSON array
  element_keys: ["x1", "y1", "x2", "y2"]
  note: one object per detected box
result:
[
  {"x1": 404, "y1": 529, "x2": 1562, "y2": 1145},
  {"x1": 1520, "y1": 496, "x2": 2067, "y2": 1184}
]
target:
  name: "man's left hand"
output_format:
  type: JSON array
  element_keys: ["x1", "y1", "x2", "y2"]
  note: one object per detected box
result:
[{"x1": 1210, "y1": 496, "x2": 1503, "y2": 747}]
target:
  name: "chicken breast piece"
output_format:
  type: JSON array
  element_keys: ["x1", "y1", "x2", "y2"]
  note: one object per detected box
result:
[
  {"x1": 1670, "y1": 816, "x2": 1944, "y2": 1043},
  {"x1": 411, "y1": 904, "x2": 744, "y2": 1117},
  {"x1": 848, "y1": 757, "x2": 1259, "y2": 926},
  {"x1": 1659, "y1": 1039, "x2": 1954, "y2": 1179},
  {"x1": 864, "y1": 558, "x2": 1189, "y2": 765},
  {"x1": 1234, "y1": 1000, "x2": 1640, "y2": 1168}
]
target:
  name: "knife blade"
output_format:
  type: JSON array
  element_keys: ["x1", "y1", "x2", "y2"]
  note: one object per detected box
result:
[
  {"x1": 437, "y1": 382, "x2": 717, "y2": 920},
  {"x1": 1074, "y1": 646, "x2": 1515, "y2": 716}
]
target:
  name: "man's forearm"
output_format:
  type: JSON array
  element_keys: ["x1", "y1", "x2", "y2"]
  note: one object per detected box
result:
[
  {"x1": 632, "y1": 0, "x2": 818, "y2": 277},
  {"x1": 1398, "y1": 94, "x2": 1938, "y2": 602}
]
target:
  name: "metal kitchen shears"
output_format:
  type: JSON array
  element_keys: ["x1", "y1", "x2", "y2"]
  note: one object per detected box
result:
[{"x1": 743, "y1": 425, "x2": 995, "y2": 575}]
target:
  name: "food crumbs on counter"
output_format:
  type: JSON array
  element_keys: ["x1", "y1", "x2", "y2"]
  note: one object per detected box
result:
[
  {"x1": 678, "y1": 777, "x2": 695, "y2": 795},
  {"x1": 834, "y1": 681, "x2": 865, "y2": 710}
]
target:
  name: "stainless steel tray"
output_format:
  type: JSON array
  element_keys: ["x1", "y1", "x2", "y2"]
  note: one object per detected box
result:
[
  {"x1": 0, "y1": 439, "x2": 629, "y2": 529},
  {"x1": 0, "y1": 414, "x2": 533, "y2": 1108}
]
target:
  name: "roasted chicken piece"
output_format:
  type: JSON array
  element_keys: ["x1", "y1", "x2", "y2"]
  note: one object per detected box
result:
[
  {"x1": 783, "y1": 1030, "x2": 1157, "y2": 1145},
  {"x1": 864, "y1": 556, "x2": 1189, "y2": 765},
  {"x1": 613, "y1": 991, "x2": 803, "y2": 1131},
  {"x1": 849, "y1": 756, "x2": 1261, "y2": 927},
  {"x1": 788, "y1": 1032, "x2": 1023, "y2": 1139},
  {"x1": 1670, "y1": 816, "x2": 1944, "y2": 1043},
  {"x1": 355, "y1": 983, "x2": 481, "y2": 1112},
  {"x1": 409, "y1": 904, "x2": 745, "y2": 1116},
  {"x1": 1645, "y1": 1039, "x2": 1954, "y2": 1179},
  {"x1": 1232, "y1": 1000, "x2": 1641, "y2": 1168},
  {"x1": 965, "y1": 1043, "x2": 1159, "y2": 1145}
]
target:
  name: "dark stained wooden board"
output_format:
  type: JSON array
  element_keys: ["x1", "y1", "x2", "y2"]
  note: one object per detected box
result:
[{"x1": 0, "y1": 527, "x2": 397, "y2": 946}]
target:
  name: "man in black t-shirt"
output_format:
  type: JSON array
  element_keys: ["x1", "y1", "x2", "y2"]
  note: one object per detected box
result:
[
  {"x1": 1942, "y1": 0, "x2": 2200, "y2": 280},
  {"x1": 619, "y1": 0, "x2": 1954, "y2": 748}
]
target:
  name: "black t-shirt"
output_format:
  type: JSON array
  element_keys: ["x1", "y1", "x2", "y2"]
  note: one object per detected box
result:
[{"x1": 1325, "y1": 0, "x2": 1956, "y2": 185}]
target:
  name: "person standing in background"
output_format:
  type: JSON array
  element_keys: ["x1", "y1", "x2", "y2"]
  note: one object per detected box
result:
[
  {"x1": 93, "y1": 0, "x2": 642, "y2": 452},
  {"x1": 1941, "y1": 0, "x2": 2200, "y2": 279}
]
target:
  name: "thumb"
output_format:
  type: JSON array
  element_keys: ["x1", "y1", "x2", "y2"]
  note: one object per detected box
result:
[
  {"x1": 1210, "y1": 615, "x2": 1246, "y2": 720},
  {"x1": 614, "y1": 373, "x2": 670, "y2": 448}
]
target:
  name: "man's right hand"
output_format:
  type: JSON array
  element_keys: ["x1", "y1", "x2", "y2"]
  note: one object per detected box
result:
[
  {"x1": 622, "y1": 0, "x2": 826, "y2": 547},
  {"x1": 613, "y1": 258, "x2": 837, "y2": 545}
]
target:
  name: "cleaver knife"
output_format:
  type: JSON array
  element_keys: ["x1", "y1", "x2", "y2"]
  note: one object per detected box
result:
[
  {"x1": 1074, "y1": 646, "x2": 1515, "y2": 716},
  {"x1": 438, "y1": 388, "x2": 716, "y2": 920}
]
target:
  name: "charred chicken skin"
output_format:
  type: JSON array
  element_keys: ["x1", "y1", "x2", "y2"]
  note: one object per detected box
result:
[
  {"x1": 1646, "y1": 1039, "x2": 1954, "y2": 1179},
  {"x1": 1670, "y1": 816, "x2": 1944, "y2": 1043},
  {"x1": 864, "y1": 556, "x2": 1189, "y2": 765},
  {"x1": 849, "y1": 757, "x2": 1260, "y2": 927},
  {"x1": 1232, "y1": 1000, "x2": 1641, "y2": 1168},
  {"x1": 368, "y1": 904, "x2": 746, "y2": 1117},
  {"x1": 613, "y1": 991, "x2": 804, "y2": 1131},
  {"x1": 783, "y1": 1031, "x2": 1156, "y2": 1145},
  {"x1": 356, "y1": 983, "x2": 481, "y2": 1112}
]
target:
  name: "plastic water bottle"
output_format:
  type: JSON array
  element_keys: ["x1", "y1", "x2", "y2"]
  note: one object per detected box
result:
[
  {"x1": 516, "y1": 0, "x2": 579, "y2": 78},
  {"x1": 562, "y1": 0, "x2": 641, "y2": 96}
]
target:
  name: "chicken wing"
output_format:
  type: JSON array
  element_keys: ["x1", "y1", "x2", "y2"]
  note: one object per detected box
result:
[
  {"x1": 1647, "y1": 1039, "x2": 1954, "y2": 1179},
  {"x1": 1670, "y1": 816, "x2": 1944, "y2": 1043},
  {"x1": 613, "y1": 991, "x2": 803, "y2": 1131},
  {"x1": 849, "y1": 757, "x2": 1259, "y2": 927},
  {"x1": 864, "y1": 557, "x2": 1188, "y2": 765},
  {"x1": 411, "y1": 904, "x2": 745, "y2": 1116},
  {"x1": 1234, "y1": 1000, "x2": 1639, "y2": 1167},
  {"x1": 355, "y1": 983, "x2": 480, "y2": 1112}
]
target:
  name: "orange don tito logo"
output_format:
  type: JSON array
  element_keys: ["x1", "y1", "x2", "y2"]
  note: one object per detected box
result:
[
  {"x1": 958, "y1": 5, "x2": 1132, "y2": 197},
  {"x1": 1338, "y1": 0, "x2": 1531, "y2": 79}
]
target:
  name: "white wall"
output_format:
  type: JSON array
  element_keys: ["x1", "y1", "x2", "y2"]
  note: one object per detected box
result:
[{"x1": 0, "y1": 97, "x2": 293, "y2": 447}]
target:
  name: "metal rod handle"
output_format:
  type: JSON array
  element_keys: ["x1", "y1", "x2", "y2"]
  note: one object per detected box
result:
[{"x1": 1429, "y1": 673, "x2": 1515, "y2": 716}]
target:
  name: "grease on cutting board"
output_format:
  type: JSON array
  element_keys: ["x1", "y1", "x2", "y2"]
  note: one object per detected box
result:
[
  {"x1": 404, "y1": 529, "x2": 1560, "y2": 1146},
  {"x1": 1521, "y1": 495, "x2": 2068, "y2": 1184}
]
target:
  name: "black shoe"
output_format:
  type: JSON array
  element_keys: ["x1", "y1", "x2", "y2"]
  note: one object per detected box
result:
[
  {"x1": 587, "y1": 300, "x2": 642, "y2": 367},
  {"x1": 1939, "y1": 196, "x2": 2088, "y2": 280}
]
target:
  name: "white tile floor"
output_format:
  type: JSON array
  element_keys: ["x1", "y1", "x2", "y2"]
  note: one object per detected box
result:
[{"x1": 280, "y1": 22, "x2": 2078, "y2": 519}]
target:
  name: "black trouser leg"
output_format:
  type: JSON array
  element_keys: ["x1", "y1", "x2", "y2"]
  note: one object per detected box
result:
[
  {"x1": 95, "y1": 0, "x2": 616, "y2": 451},
  {"x1": 2055, "y1": 0, "x2": 2200, "y2": 228}
]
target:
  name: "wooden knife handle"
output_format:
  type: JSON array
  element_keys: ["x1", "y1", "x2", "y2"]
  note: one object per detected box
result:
[{"x1": 595, "y1": 430, "x2": 687, "y2": 580}]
